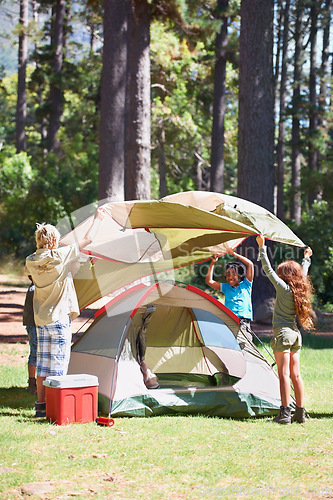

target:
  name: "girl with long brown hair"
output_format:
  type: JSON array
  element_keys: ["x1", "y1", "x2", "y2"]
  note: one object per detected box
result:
[{"x1": 256, "y1": 235, "x2": 313, "y2": 424}]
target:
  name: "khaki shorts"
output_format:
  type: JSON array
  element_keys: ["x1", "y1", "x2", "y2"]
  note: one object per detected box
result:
[{"x1": 271, "y1": 327, "x2": 302, "y2": 353}]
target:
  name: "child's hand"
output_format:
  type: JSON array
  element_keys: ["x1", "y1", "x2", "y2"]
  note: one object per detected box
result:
[
  {"x1": 304, "y1": 246, "x2": 313, "y2": 259},
  {"x1": 95, "y1": 207, "x2": 106, "y2": 220},
  {"x1": 256, "y1": 234, "x2": 265, "y2": 247}
]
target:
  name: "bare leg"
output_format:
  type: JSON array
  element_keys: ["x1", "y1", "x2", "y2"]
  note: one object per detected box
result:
[
  {"x1": 290, "y1": 351, "x2": 304, "y2": 408},
  {"x1": 274, "y1": 351, "x2": 291, "y2": 407},
  {"x1": 36, "y1": 376, "x2": 46, "y2": 403},
  {"x1": 28, "y1": 364, "x2": 36, "y2": 378}
]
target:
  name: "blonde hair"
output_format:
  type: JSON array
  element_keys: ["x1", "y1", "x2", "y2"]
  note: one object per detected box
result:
[
  {"x1": 277, "y1": 260, "x2": 314, "y2": 330},
  {"x1": 35, "y1": 223, "x2": 60, "y2": 250}
]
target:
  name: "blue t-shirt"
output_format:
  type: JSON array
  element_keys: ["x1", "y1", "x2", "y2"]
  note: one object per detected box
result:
[{"x1": 221, "y1": 278, "x2": 253, "y2": 320}]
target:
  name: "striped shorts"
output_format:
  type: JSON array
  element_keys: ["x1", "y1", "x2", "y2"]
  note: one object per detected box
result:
[{"x1": 36, "y1": 316, "x2": 72, "y2": 377}]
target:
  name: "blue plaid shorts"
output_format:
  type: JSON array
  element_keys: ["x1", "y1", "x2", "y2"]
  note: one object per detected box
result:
[{"x1": 36, "y1": 316, "x2": 72, "y2": 377}]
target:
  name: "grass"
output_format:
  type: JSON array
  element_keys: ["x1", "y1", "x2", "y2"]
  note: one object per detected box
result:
[
  {"x1": 0, "y1": 339, "x2": 333, "y2": 499},
  {"x1": 0, "y1": 255, "x2": 28, "y2": 288}
]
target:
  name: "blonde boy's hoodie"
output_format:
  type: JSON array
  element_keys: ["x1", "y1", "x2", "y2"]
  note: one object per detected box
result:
[{"x1": 25, "y1": 245, "x2": 80, "y2": 326}]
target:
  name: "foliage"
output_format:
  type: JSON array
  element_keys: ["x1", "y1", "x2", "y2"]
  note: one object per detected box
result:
[
  {"x1": 0, "y1": 149, "x2": 34, "y2": 198},
  {"x1": 150, "y1": 20, "x2": 213, "y2": 197},
  {"x1": 0, "y1": 0, "x2": 18, "y2": 76},
  {"x1": 271, "y1": 201, "x2": 333, "y2": 308},
  {"x1": 293, "y1": 201, "x2": 333, "y2": 307},
  {"x1": 0, "y1": 47, "x2": 101, "y2": 255},
  {"x1": 0, "y1": 71, "x2": 17, "y2": 142},
  {"x1": 150, "y1": 17, "x2": 239, "y2": 198},
  {"x1": 0, "y1": 147, "x2": 36, "y2": 256}
]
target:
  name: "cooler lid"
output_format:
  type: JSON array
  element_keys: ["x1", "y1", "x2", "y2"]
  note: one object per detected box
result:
[{"x1": 43, "y1": 374, "x2": 99, "y2": 388}]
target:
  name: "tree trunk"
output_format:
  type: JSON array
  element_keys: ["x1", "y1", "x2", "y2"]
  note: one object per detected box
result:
[
  {"x1": 63, "y1": 3, "x2": 71, "y2": 56},
  {"x1": 276, "y1": 0, "x2": 290, "y2": 220},
  {"x1": 274, "y1": 0, "x2": 283, "y2": 93},
  {"x1": 90, "y1": 22, "x2": 97, "y2": 53},
  {"x1": 98, "y1": 0, "x2": 130, "y2": 202},
  {"x1": 194, "y1": 149, "x2": 203, "y2": 191},
  {"x1": 237, "y1": 0, "x2": 275, "y2": 319},
  {"x1": 16, "y1": 0, "x2": 28, "y2": 153},
  {"x1": 237, "y1": 0, "x2": 275, "y2": 211},
  {"x1": 125, "y1": 0, "x2": 151, "y2": 201},
  {"x1": 157, "y1": 125, "x2": 167, "y2": 198},
  {"x1": 308, "y1": 0, "x2": 319, "y2": 205},
  {"x1": 210, "y1": 0, "x2": 228, "y2": 193},
  {"x1": 290, "y1": 1, "x2": 304, "y2": 224},
  {"x1": 31, "y1": 0, "x2": 47, "y2": 155},
  {"x1": 319, "y1": 0, "x2": 331, "y2": 114},
  {"x1": 48, "y1": 0, "x2": 65, "y2": 154},
  {"x1": 318, "y1": 0, "x2": 332, "y2": 193}
]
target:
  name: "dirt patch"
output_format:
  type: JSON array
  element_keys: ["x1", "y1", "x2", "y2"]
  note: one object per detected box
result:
[
  {"x1": 0, "y1": 342, "x2": 29, "y2": 367},
  {"x1": 0, "y1": 285, "x2": 28, "y2": 342},
  {"x1": 0, "y1": 279, "x2": 96, "y2": 344}
]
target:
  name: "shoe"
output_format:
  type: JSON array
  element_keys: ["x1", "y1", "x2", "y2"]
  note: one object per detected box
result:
[
  {"x1": 272, "y1": 406, "x2": 291, "y2": 424},
  {"x1": 26, "y1": 378, "x2": 37, "y2": 395},
  {"x1": 35, "y1": 401, "x2": 46, "y2": 419},
  {"x1": 291, "y1": 406, "x2": 306, "y2": 424},
  {"x1": 35, "y1": 410, "x2": 46, "y2": 418}
]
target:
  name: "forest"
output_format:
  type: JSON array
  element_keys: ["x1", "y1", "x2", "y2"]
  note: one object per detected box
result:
[{"x1": 0, "y1": 0, "x2": 333, "y2": 308}]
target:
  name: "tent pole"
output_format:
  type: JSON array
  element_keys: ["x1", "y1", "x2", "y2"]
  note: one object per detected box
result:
[
  {"x1": 72, "y1": 311, "x2": 96, "y2": 343},
  {"x1": 108, "y1": 317, "x2": 132, "y2": 417},
  {"x1": 250, "y1": 329, "x2": 276, "y2": 366}
]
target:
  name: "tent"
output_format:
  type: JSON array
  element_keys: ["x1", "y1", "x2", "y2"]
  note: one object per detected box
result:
[
  {"x1": 68, "y1": 281, "x2": 281, "y2": 418},
  {"x1": 59, "y1": 191, "x2": 305, "y2": 309},
  {"x1": 59, "y1": 191, "x2": 304, "y2": 417}
]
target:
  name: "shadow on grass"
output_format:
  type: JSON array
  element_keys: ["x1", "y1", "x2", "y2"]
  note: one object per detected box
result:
[
  {"x1": 0, "y1": 386, "x2": 35, "y2": 410},
  {"x1": 308, "y1": 412, "x2": 333, "y2": 419}
]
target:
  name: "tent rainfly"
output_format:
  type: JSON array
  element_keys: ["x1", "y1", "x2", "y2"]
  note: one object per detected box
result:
[
  {"x1": 68, "y1": 282, "x2": 281, "y2": 418},
  {"x1": 60, "y1": 191, "x2": 305, "y2": 309}
]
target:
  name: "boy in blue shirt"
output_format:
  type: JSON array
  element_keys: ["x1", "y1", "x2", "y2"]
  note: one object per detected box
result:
[{"x1": 205, "y1": 248, "x2": 254, "y2": 323}]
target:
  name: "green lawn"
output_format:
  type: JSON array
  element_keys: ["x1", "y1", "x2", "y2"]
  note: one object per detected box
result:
[{"x1": 0, "y1": 337, "x2": 332, "y2": 500}]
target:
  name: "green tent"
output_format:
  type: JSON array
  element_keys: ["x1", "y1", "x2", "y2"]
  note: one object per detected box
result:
[{"x1": 68, "y1": 282, "x2": 281, "y2": 418}]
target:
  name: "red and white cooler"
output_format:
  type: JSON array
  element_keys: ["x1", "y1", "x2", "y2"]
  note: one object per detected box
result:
[{"x1": 43, "y1": 374, "x2": 99, "y2": 425}]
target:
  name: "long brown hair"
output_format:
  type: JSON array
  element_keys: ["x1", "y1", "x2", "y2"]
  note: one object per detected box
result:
[{"x1": 277, "y1": 260, "x2": 314, "y2": 330}]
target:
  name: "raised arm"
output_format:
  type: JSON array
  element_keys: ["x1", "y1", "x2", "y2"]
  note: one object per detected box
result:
[
  {"x1": 304, "y1": 246, "x2": 312, "y2": 259},
  {"x1": 302, "y1": 246, "x2": 312, "y2": 276},
  {"x1": 256, "y1": 235, "x2": 288, "y2": 291},
  {"x1": 79, "y1": 208, "x2": 106, "y2": 250},
  {"x1": 256, "y1": 234, "x2": 277, "y2": 283},
  {"x1": 205, "y1": 255, "x2": 222, "y2": 292}
]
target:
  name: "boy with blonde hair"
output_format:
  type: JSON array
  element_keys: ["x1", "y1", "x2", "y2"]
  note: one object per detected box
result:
[{"x1": 26, "y1": 209, "x2": 105, "y2": 418}]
